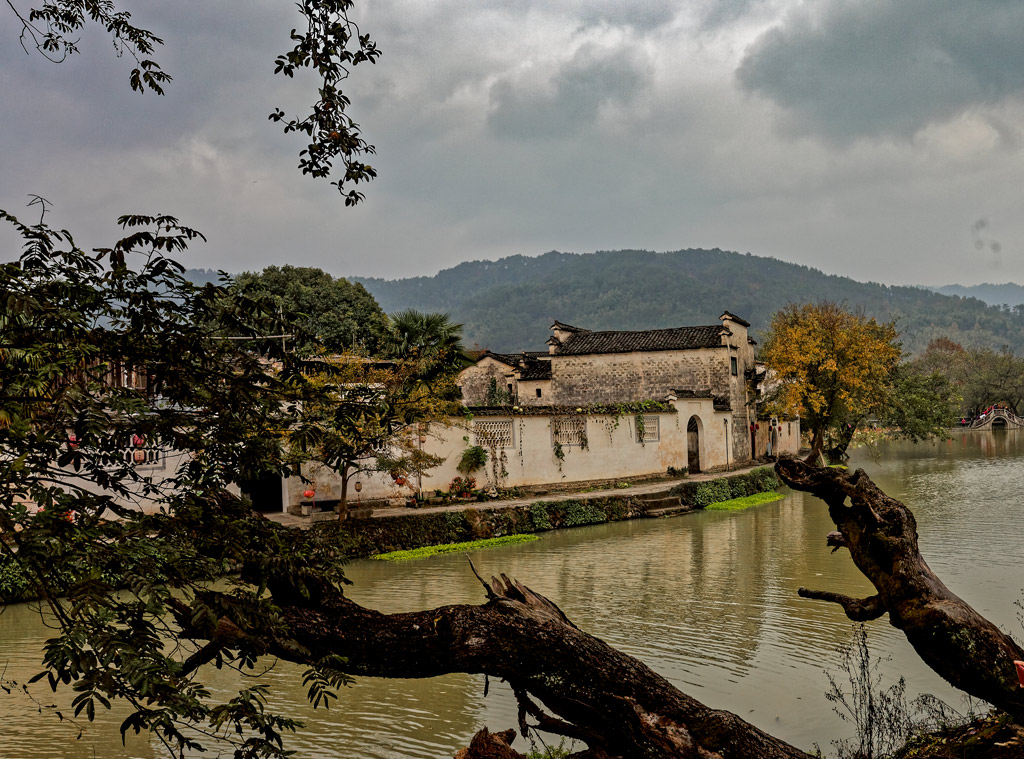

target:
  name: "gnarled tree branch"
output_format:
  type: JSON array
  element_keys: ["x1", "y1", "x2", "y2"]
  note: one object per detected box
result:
[
  {"x1": 777, "y1": 456, "x2": 1024, "y2": 719},
  {"x1": 796, "y1": 589, "x2": 886, "y2": 621},
  {"x1": 188, "y1": 569, "x2": 812, "y2": 759}
]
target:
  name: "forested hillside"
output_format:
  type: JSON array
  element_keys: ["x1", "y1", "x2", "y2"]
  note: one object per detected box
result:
[{"x1": 355, "y1": 249, "x2": 1024, "y2": 354}]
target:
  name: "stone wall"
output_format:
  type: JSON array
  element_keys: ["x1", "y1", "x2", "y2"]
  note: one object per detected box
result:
[
  {"x1": 459, "y1": 356, "x2": 516, "y2": 405},
  {"x1": 331, "y1": 466, "x2": 781, "y2": 558}
]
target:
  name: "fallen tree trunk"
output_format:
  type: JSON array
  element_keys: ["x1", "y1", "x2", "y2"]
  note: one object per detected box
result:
[
  {"x1": 776, "y1": 456, "x2": 1024, "y2": 719},
  {"x1": 241, "y1": 570, "x2": 813, "y2": 759}
]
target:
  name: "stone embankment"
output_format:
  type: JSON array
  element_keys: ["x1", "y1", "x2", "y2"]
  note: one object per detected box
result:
[{"x1": 292, "y1": 465, "x2": 781, "y2": 558}]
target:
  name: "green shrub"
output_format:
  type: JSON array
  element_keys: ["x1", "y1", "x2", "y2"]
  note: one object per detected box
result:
[
  {"x1": 457, "y1": 445, "x2": 488, "y2": 474},
  {"x1": 0, "y1": 557, "x2": 30, "y2": 602},
  {"x1": 692, "y1": 480, "x2": 731, "y2": 509},
  {"x1": 530, "y1": 502, "x2": 552, "y2": 531}
]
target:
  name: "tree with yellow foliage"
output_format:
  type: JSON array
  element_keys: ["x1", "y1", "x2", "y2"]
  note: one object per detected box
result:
[
  {"x1": 761, "y1": 302, "x2": 901, "y2": 464},
  {"x1": 287, "y1": 345, "x2": 464, "y2": 520}
]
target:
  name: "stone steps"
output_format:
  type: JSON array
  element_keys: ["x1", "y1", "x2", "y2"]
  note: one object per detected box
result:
[{"x1": 636, "y1": 492, "x2": 691, "y2": 518}]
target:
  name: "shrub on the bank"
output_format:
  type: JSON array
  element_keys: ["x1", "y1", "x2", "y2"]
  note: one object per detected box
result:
[{"x1": 330, "y1": 467, "x2": 781, "y2": 559}]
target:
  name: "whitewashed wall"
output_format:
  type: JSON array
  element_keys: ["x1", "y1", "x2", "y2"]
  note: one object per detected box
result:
[{"x1": 286, "y1": 398, "x2": 803, "y2": 511}]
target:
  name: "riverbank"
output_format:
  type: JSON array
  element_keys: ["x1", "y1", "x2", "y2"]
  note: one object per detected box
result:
[{"x1": 299, "y1": 465, "x2": 780, "y2": 558}]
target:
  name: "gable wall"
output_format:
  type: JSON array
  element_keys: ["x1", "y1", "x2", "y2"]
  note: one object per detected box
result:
[
  {"x1": 459, "y1": 357, "x2": 516, "y2": 405},
  {"x1": 549, "y1": 347, "x2": 727, "y2": 405}
]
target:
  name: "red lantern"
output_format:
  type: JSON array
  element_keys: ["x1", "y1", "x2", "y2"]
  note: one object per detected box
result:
[
  {"x1": 68, "y1": 434, "x2": 78, "y2": 448},
  {"x1": 132, "y1": 434, "x2": 146, "y2": 447},
  {"x1": 395, "y1": 477, "x2": 407, "y2": 486},
  {"x1": 303, "y1": 488, "x2": 316, "y2": 499},
  {"x1": 133, "y1": 449, "x2": 146, "y2": 463},
  {"x1": 1015, "y1": 660, "x2": 1024, "y2": 688},
  {"x1": 755, "y1": 423, "x2": 760, "y2": 430}
]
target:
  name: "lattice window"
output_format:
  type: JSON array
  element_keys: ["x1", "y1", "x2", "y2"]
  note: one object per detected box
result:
[
  {"x1": 636, "y1": 415, "x2": 660, "y2": 443},
  {"x1": 551, "y1": 416, "x2": 587, "y2": 447},
  {"x1": 475, "y1": 420, "x2": 513, "y2": 449},
  {"x1": 122, "y1": 434, "x2": 163, "y2": 466}
]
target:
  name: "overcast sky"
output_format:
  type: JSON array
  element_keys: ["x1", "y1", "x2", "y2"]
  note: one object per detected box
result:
[{"x1": 3, "y1": 0, "x2": 1024, "y2": 286}]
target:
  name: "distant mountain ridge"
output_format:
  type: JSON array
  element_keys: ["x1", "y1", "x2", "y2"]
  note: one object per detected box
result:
[
  {"x1": 354, "y1": 249, "x2": 1024, "y2": 355},
  {"x1": 928, "y1": 282, "x2": 1024, "y2": 308}
]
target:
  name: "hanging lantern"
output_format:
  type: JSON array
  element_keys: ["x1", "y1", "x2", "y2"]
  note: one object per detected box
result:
[
  {"x1": 132, "y1": 434, "x2": 145, "y2": 447},
  {"x1": 133, "y1": 449, "x2": 146, "y2": 463},
  {"x1": 354, "y1": 481, "x2": 363, "y2": 492},
  {"x1": 303, "y1": 488, "x2": 316, "y2": 499},
  {"x1": 395, "y1": 477, "x2": 407, "y2": 486},
  {"x1": 755, "y1": 423, "x2": 760, "y2": 430},
  {"x1": 1015, "y1": 660, "x2": 1024, "y2": 688},
  {"x1": 67, "y1": 434, "x2": 78, "y2": 448}
]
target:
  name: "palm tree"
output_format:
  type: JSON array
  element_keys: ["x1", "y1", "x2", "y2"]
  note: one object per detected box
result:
[{"x1": 388, "y1": 310, "x2": 472, "y2": 370}]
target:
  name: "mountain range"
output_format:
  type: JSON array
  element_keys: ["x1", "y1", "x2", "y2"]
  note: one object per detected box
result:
[
  {"x1": 928, "y1": 283, "x2": 1024, "y2": 308},
  {"x1": 351, "y1": 249, "x2": 1024, "y2": 355},
  {"x1": 185, "y1": 250, "x2": 1024, "y2": 355}
]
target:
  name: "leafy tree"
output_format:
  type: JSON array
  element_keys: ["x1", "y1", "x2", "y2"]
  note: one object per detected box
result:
[
  {"x1": 878, "y1": 364, "x2": 961, "y2": 440},
  {"x1": 287, "y1": 351, "x2": 459, "y2": 519},
  {"x1": 912, "y1": 338, "x2": 1024, "y2": 417},
  {"x1": 386, "y1": 309, "x2": 474, "y2": 386},
  {"x1": 0, "y1": 210, "x2": 352, "y2": 757},
  {"x1": 233, "y1": 265, "x2": 390, "y2": 356},
  {"x1": 761, "y1": 302, "x2": 901, "y2": 463}
]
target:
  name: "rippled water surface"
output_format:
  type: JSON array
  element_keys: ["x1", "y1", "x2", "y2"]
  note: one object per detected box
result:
[{"x1": 3, "y1": 432, "x2": 1023, "y2": 757}]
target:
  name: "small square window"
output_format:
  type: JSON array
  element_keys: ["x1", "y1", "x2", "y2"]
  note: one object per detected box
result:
[{"x1": 730, "y1": 356, "x2": 738, "y2": 376}]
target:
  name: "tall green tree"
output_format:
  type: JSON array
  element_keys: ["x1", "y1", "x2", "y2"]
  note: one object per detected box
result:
[{"x1": 234, "y1": 265, "x2": 390, "y2": 355}]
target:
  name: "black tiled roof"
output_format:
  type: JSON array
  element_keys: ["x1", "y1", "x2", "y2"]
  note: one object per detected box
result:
[
  {"x1": 556, "y1": 325, "x2": 726, "y2": 355},
  {"x1": 481, "y1": 351, "x2": 520, "y2": 366},
  {"x1": 519, "y1": 360, "x2": 551, "y2": 380},
  {"x1": 720, "y1": 310, "x2": 750, "y2": 328}
]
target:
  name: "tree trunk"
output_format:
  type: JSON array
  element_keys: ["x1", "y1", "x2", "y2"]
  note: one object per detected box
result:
[
  {"x1": 775, "y1": 457, "x2": 1024, "y2": 719},
  {"x1": 824, "y1": 422, "x2": 857, "y2": 465},
  {"x1": 337, "y1": 467, "x2": 350, "y2": 522},
  {"x1": 805, "y1": 427, "x2": 824, "y2": 464},
  {"x1": 244, "y1": 571, "x2": 813, "y2": 759}
]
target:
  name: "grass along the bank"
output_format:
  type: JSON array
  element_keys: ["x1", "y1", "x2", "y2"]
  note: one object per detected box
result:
[
  {"x1": 705, "y1": 491, "x2": 784, "y2": 511},
  {"x1": 372, "y1": 534, "x2": 540, "y2": 561}
]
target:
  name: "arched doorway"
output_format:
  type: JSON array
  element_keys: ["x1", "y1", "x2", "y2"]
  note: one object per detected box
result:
[{"x1": 687, "y1": 416, "x2": 701, "y2": 473}]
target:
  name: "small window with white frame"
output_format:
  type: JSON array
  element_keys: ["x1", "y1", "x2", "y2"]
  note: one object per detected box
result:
[
  {"x1": 475, "y1": 420, "x2": 514, "y2": 449},
  {"x1": 636, "y1": 415, "x2": 659, "y2": 443},
  {"x1": 551, "y1": 416, "x2": 586, "y2": 447}
]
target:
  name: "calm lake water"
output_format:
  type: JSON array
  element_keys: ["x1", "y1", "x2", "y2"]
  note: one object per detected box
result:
[{"x1": 2, "y1": 431, "x2": 1023, "y2": 758}]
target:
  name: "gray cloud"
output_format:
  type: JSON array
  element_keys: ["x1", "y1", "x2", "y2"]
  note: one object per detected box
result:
[
  {"x1": 487, "y1": 44, "x2": 651, "y2": 139},
  {"x1": 4, "y1": 0, "x2": 1024, "y2": 290},
  {"x1": 737, "y1": 0, "x2": 1024, "y2": 141}
]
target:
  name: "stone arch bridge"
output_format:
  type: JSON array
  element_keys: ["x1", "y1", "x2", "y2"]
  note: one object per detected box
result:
[{"x1": 969, "y1": 407, "x2": 1024, "y2": 430}]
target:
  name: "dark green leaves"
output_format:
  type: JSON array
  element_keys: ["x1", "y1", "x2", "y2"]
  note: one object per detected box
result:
[{"x1": 270, "y1": 0, "x2": 381, "y2": 203}]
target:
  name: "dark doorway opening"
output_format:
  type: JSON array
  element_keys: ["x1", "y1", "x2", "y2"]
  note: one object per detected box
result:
[
  {"x1": 239, "y1": 472, "x2": 284, "y2": 513},
  {"x1": 687, "y1": 416, "x2": 701, "y2": 474}
]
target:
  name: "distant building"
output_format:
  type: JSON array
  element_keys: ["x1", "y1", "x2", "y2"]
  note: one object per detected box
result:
[{"x1": 459, "y1": 312, "x2": 771, "y2": 467}]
